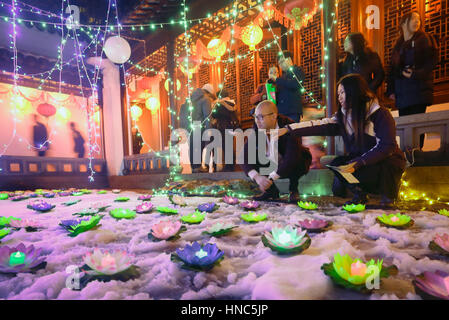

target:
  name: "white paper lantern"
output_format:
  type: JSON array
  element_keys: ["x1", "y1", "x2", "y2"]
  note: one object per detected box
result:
[{"x1": 103, "y1": 36, "x2": 131, "y2": 64}]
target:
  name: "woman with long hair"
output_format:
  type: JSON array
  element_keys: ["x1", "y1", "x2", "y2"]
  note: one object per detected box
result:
[
  {"x1": 277, "y1": 74, "x2": 406, "y2": 207},
  {"x1": 386, "y1": 11, "x2": 438, "y2": 125},
  {"x1": 339, "y1": 32, "x2": 385, "y2": 92}
]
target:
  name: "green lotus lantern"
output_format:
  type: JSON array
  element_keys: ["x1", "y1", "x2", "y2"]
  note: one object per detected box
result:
[
  {"x1": 156, "y1": 206, "x2": 178, "y2": 215},
  {"x1": 262, "y1": 225, "x2": 311, "y2": 255},
  {"x1": 114, "y1": 197, "x2": 130, "y2": 202},
  {"x1": 203, "y1": 222, "x2": 237, "y2": 237},
  {"x1": 97, "y1": 190, "x2": 108, "y2": 194},
  {"x1": 0, "y1": 228, "x2": 11, "y2": 241},
  {"x1": 342, "y1": 203, "x2": 366, "y2": 213},
  {"x1": 62, "y1": 199, "x2": 82, "y2": 206},
  {"x1": 321, "y1": 253, "x2": 396, "y2": 292},
  {"x1": 241, "y1": 212, "x2": 267, "y2": 223},
  {"x1": 109, "y1": 208, "x2": 136, "y2": 220},
  {"x1": 297, "y1": 201, "x2": 318, "y2": 210},
  {"x1": 437, "y1": 209, "x2": 449, "y2": 217},
  {"x1": 0, "y1": 193, "x2": 8, "y2": 200},
  {"x1": 180, "y1": 211, "x2": 206, "y2": 224},
  {"x1": 376, "y1": 213, "x2": 414, "y2": 229}
]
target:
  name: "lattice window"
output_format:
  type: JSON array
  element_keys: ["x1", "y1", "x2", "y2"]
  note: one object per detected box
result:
[
  {"x1": 384, "y1": 0, "x2": 419, "y2": 73},
  {"x1": 425, "y1": 0, "x2": 449, "y2": 83},
  {"x1": 198, "y1": 64, "x2": 211, "y2": 88},
  {"x1": 222, "y1": 50, "x2": 237, "y2": 103},
  {"x1": 238, "y1": 46, "x2": 256, "y2": 121},
  {"x1": 299, "y1": 10, "x2": 323, "y2": 103},
  {"x1": 337, "y1": 0, "x2": 352, "y2": 60},
  {"x1": 258, "y1": 39, "x2": 278, "y2": 84}
]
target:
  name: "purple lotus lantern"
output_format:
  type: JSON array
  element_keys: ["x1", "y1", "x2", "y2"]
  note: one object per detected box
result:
[
  {"x1": 27, "y1": 200, "x2": 55, "y2": 213},
  {"x1": 414, "y1": 270, "x2": 449, "y2": 300},
  {"x1": 10, "y1": 195, "x2": 28, "y2": 201},
  {"x1": 27, "y1": 193, "x2": 38, "y2": 198},
  {"x1": 171, "y1": 242, "x2": 224, "y2": 271},
  {"x1": 197, "y1": 202, "x2": 218, "y2": 213},
  {"x1": 138, "y1": 194, "x2": 152, "y2": 201},
  {"x1": 0, "y1": 243, "x2": 46, "y2": 274},
  {"x1": 58, "y1": 191, "x2": 72, "y2": 197},
  {"x1": 59, "y1": 218, "x2": 90, "y2": 231},
  {"x1": 297, "y1": 219, "x2": 332, "y2": 232},
  {"x1": 223, "y1": 196, "x2": 239, "y2": 205},
  {"x1": 43, "y1": 192, "x2": 56, "y2": 198},
  {"x1": 240, "y1": 200, "x2": 260, "y2": 210},
  {"x1": 136, "y1": 202, "x2": 154, "y2": 214}
]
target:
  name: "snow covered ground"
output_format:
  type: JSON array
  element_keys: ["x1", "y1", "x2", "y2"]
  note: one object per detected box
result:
[{"x1": 0, "y1": 190, "x2": 448, "y2": 300}]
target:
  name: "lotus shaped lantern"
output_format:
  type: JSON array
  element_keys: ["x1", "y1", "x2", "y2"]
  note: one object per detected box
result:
[
  {"x1": 262, "y1": 225, "x2": 310, "y2": 254},
  {"x1": 297, "y1": 218, "x2": 332, "y2": 232},
  {"x1": 203, "y1": 222, "x2": 237, "y2": 237},
  {"x1": 181, "y1": 211, "x2": 205, "y2": 224},
  {"x1": 138, "y1": 194, "x2": 152, "y2": 201},
  {"x1": 148, "y1": 220, "x2": 186, "y2": 241},
  {"x1": 377, "y1": 213, "x2": 414, "y2": 229},
  {"x1": 197, "y1": 202, "x2": 218, "y2": 213},
  {"x1": 0, "y1": 243, "x2": 47, "y2": 274},
  {"x1": 171, "y1": 242, "x2": 224, "y2": 271},
  {"x1": 222, "y1": 196, "x2": 239, "y2": 205},
  {"x1": 413, "y1": 270, "x2": 449, "y2": 300},
  {"x1": 136, "y1": 202, "x2": 154, "y2": 214},
  {"x1": 429, "y1": 233, "x2": 449, "y2": 257},
  {"x1": 241, "y1": 211, "x2": 267, "y2": 223},
  {"x1": 240, "y1": 200, "x2": 260, "y2": 210},
  {"x1": 109, "y1": 208, "x2": 136, "y2": 220},
  {"x1": 342, "y1": 203, "x2": 366, "y2": 213},
  {"x1": 27, "y1": 200, "x2": 55, "y2": 213},
  {"x1": 297, "y1": 201, "x2": 318, "y2": 210}
]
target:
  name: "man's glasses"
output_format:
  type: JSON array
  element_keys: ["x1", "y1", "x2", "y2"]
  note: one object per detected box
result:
[{"x1": 252, "y1": 112, "x2": 274, "y2": 121}]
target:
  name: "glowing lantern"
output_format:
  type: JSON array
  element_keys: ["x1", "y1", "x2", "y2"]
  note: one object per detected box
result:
[
  {"x1": 164, "y1": 79, "x2": 181, "y2": 92},
  {"x1": 37, "y1": 103, "x2": 56, "y2": 118},
  {"x1": 207, "y1": 38, "x2": 227, "y2": 61},
  {"x1": 12, "y1": 95, "x2": 32, "y2": 116},
  {"x1": 130, "y1": 105, "x2": 142, "y2": 121},
  {"x1": 241, "y1": 22, "x2": 263, "y2": 51},
  {"x1": 145, "y1": 97, "x2": 160, "y2": 114},
  {"x1": 56, "y1": 106, "x2": 71, "y2": 122},
  {"x1": 264, "y1": 1, "x2": 275, "y2": 20}
]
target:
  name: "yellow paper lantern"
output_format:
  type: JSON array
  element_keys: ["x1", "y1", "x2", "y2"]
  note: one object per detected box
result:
[
  {"x1": 12, "y1": 95, "x2": 32, "y2": 116},
  {"x1": 164, "y1": 79, "x2": 181, "y2": 92},
  {"x1": 56, "y1": 106, "x2": 72, "y2": 122},
  {"x1": 241, "y1": 22, "x2": 263, "y2": 50},
  {"x1": 145, "y1": 97, "x2": 160, "y2": 114},
  {"x1": 130, "y1": 105, "x2": 143, "y2": 120},
  {"x1": 207, "y1": 38, "x2": 227, "y2": 61}
]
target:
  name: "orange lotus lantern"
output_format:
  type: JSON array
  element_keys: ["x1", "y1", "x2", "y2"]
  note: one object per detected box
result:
[
  {"x1": 130, "y1": 105, "x2": 143, "y2": 121},
  {"x1": 207, "y1": 38, "x2": 227, "y2": 61},
  {"x1": 241, "y1": 22, "x2": 263, "y2": 51},
  {"x1": 145, "y1": 97, "x2": 160, "y2": 114}
]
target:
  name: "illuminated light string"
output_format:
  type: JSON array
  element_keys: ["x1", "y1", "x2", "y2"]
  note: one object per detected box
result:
[{"x1": 399, "y1": 180, "x2": 449, "y2": 206}]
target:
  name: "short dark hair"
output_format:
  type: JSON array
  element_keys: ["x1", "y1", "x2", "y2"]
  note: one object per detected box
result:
[{"x1": 278, "y1": 50, "x2": 293, "y2": 61}]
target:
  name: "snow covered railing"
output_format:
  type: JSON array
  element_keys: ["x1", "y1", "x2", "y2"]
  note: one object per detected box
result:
[
  {"x1": 122, "y1": 151, "x2": 170, "y2": 175},
  {"x1": 0, "y1": 155, "x2": 107, "y2": 176}
]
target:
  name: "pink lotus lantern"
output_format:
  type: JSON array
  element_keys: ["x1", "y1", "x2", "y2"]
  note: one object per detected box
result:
[
  {"x1": 297, "y1": 219, "x2": 331, "y2": 232},
  {"x1": 150, "y1": 220, "x2": 182, "y2": 240},
  {"x1": 223, "y1": 196, "x2": 239, "y2": 205}
]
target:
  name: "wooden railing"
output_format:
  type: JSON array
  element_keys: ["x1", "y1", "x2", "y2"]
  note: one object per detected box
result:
[
  {"x1": 0, "y1": 155, "x2": 107, "y2": 176},
  {"x1": 122, "y1": 151, "x2": 170, "y2": 175}
]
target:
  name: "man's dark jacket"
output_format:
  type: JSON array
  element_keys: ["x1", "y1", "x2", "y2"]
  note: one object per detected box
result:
[{"x1": 240, "y1": 115, "x2": 312, "y2": 178}]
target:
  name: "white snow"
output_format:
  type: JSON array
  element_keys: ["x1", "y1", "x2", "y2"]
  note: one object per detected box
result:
[{"x1": 0, "y1": 191, "x2": 448, "y2": 300}]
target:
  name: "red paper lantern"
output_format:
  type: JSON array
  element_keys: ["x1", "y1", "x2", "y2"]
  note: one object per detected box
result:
[{"x1": 37, "y1": 103, "x2": 56, "y2": 118}]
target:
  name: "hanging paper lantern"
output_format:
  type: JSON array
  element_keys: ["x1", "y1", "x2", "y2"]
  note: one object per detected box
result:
[
  {"x1": 207, "y1": 38, "x2": 227, "y2": 61},
  {"x1": 130, "y1": 105, "x2": 142, "y2": 121},
  {"x1": 145, "y1": 97, "x2": 160, "y2": 114},
  {"x1": 241, "y1": 22, "x2": 263, "y2": 51},
  {"x1": 178, "y1": 57, "x2": 200, "y2": 79},
  {"x1": 164, "y1": 79, "x2": 181, "y2": 92},
  {"x1": 37, "y1": 103, "x2": 56, "y2": 118},
  {"x1": 12, "y1": 95, "x2": 32, "y2": 116},
  {"x1": 103, "y1": 36, "x2": 131, "y2": 64},
  {"x1": 284, "y1": 0, "x2": 317, "y2": 30},
  {"x1": 56, "y1": 106, "x2": 71, "y2": 122}
]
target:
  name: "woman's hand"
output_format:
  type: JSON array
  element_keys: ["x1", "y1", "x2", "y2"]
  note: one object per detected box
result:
[
  {"x1": 402, "y1": 68, "x2": 413, "y2": 79},
  {"x1": 338, "y1": 162, "x2": 357, "y2": 173}
]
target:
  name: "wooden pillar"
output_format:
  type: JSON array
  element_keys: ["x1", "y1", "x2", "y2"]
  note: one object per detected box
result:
[
  {"x1": 166, "y1": 41, "x2": 176, "y2": 131},
  {"x1": 323, "y1": 0, "x2": 337, "y2": 154}
]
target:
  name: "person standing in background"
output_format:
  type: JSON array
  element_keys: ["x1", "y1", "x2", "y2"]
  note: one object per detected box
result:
[
  {"x1": 386, "y1": 11, "x2": 438, "y2": 148},
  {"x1": 131, "y1": 126, "x2": 143, "y2": 155},
  {"x1": 275, "y1": 50, "x2": 305, "y2": 122},
  {"x1": 69, "y1": 122, "x2": 85, "y2": 158},
  {"x1": 32, "y1": 114, "x2": 48, "y2": 157},
  {"x1": 339, "y1": 32, "x2": 385, "y2": 92},
  {"x1": 250, "y1": 65, "x2": 279, "y2": 112}
]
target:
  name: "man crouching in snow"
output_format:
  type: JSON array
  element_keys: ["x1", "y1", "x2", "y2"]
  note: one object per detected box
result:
[{"x1": 240, "y1": 100, "x2": 312, "y2": 203}]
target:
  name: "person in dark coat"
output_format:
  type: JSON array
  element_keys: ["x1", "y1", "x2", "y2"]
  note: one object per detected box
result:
[
  {"x1": 278, "y1": 74, "x2": 406, "y2": 208},
  {"x1": 386, "y1": 11, "x2": 438, "y2": 148},
  {"x1": 210, "y1": 89, "x2": 240, "y2": 172},
  {"x1": 69, "y1": 122, "x2": 85, "y2": 158},
  {"x1": 275, "y1": 50, "x2": 305, "y2": 122},
  {"x1": 179, "y1": 87, "x2": 213, "y2": 172},
  {"x1": 338, "y1": 32, "x2": 385, "y2": 92},
  {"x1": 32, "y1": 114, "x2": 48, "y2": 157},
  {"x1": 240, "y1": 100, "x2": 312, "y2": 203},
  {"x1": 131, "y1": 126, "x2": 143, "y2": 155}
]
